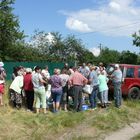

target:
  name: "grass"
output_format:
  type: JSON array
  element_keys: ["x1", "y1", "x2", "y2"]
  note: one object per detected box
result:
[
  {"x1": 1, "y1": 82, "x2": 140, "y2": 139},
  {"x1": 131, "y1": 133, "x2": 140, "y2": 140},
  {"x1": 91, "y1": 101, "x2": 140, "y2": 131},
  {"x1": 0, "y1": 107, "x2": 86, "y2": 140}
]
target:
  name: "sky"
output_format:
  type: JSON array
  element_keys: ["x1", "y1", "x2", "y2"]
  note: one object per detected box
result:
[{"x1": 13, "y1": 0, "x2": 140, "y2": 56}]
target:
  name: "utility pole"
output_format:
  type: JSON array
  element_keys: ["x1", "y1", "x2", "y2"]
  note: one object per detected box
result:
[
  {"x1": 74, "y1": 52, "x2": 77, "y2": 66},
  {"x1": 99, "y1": 43, "x2": 102, "y2": 51}
]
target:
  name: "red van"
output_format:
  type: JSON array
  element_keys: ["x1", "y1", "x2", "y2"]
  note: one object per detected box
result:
[{"x1": 106, "y1": 64, "x2": 140, "y2": 100}]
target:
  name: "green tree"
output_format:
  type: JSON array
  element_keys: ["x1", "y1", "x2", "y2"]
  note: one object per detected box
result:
[
  {"x1": 64, "y1": 35, "x2": 95, "y2": 64},
  {"x1": 28, "y1": 31, "x2": 64, "y2": 61},
  {"x1": 132, "y1": 30, "x2": 140, "y2": 47},
  {"x1": 49, "y1": 32, "x2": 65, "y2": 61},
  {"x1": 119, "y1": 51, "x2": 138, "y2": 64},
  {"x1": 0, "y1": 0, "x2": 24, "y2": 60},
  {"x1": 28, "y1": 30, "x2": 52, "y2": 55},
  {"x1": 97, "y1": 47, "x2": 120, "y2": 66},
  {"x1": 28, "y1": 31, "x2": 95, "y2": 63}
]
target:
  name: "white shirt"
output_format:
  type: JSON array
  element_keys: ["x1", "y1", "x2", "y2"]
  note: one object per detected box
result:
[
  {"x1": 42, "y1": 69, "x2": 50, "y2": 79},
  {"x1": 10, "y1": 75, "x2": 23, "y2": 94},
  {"x1": 32, "y1": 72, "x2": 45, "y2": 89}
]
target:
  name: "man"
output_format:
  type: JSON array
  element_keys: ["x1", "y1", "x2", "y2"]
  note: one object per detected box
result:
[
  {"x1": 111, "y1": 64, "x2": 122, "y2": 108},
  {"x1": 79, "y1": 63, "x2": 90, "y2": 79},
  {"x1": 69, "y1": 67, "x2": 88, "y2": 112},
  {"x1": 89, "y1": 66, "x2": 99, "y2": 110}
]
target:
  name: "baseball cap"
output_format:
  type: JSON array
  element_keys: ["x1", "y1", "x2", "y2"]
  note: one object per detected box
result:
[{"x1": 115, "y1": 64, "x2": 119, "y2": 68}]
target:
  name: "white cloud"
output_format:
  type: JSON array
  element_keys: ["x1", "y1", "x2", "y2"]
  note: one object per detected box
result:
[
  {"x1": 65, "y1": 17, "x2": 92, "y2": 32},
  {"x1": 63, "y1": 0, "x2": 140, "y2": 36},
  {"x1": 91, "y1": 47, "x2": 101, "y2": 57},
  {"x1": 109, "y1": 2, "x2": 121, "y2": 11}
]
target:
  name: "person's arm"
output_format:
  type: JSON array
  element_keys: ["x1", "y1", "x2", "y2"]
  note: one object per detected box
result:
[
  {"x1": 88, "y1": 72, "x2": 93, "y2": 84},
  {"x1": 19, "y1": 76, "x2": 24, "y2": 88},
  {"x1": 83, "y1": 76, "x2": 88, "y2": 85},
  {"x1": 2, "y1": 70, "x2": 6, "y2": 78},
  {"x1": 0, "y1": 70, "x2": 6, "y2": 80},
  {"x1": 38, "y1": 73, "x2": 46, "y2": 84},
  {"x1": 68, "y1": 77, "x2": 73, "y2": 86}
]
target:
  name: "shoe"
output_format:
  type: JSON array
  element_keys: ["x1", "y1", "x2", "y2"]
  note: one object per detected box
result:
[
  {"x1": 43, "y1": 108, "x2": 47, "y2": 114},
  {"x1": 27, "y1": 109, "x2": 31, "y2": 112},
  {"x1": 93, "y1": 107, "x2": 97, "y2": 110},
  {"x1": 88, "y1": 107, "x2": 97, "y2": 111},
  {"x1": 52, "y1": 109, "x2": 59, "y2": 113},
  {"x1": 116, "y1": 106, "x2": 121, "y2": 109},
  {"x1": 36, "y1": 108, "x2": 40, "y2": 114},
  {"x1": 53, "y1": 110, "x2": 59, "y2": 114},
  {"x1": 16, "y1": 105, "x2": 21, "y2": 109},
  {"x1": 64, "y1": 109, "x2": 68, "y2": 112}
]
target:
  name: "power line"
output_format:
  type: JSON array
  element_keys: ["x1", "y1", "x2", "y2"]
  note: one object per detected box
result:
[{"x1": 75, "y1": 20, "x2": 140, "y2": 37}]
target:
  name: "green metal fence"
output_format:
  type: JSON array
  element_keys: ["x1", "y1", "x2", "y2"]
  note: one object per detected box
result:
[{"x1": 3, "y1": 62, "x2": 74, "y2": 80}]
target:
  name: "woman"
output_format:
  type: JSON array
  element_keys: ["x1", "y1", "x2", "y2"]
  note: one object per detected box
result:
[
  {"x1": 23, "y1": 68, "x2": 34, "y2": 111},
  {"x1": 32, "y1": 66, "x2": 47, "y2": 114},
  {"x1": 9, "y1": 70, "x2": 24, "y2": 109},
  {"x1": 59, "y1": 69, "x2": 70, "y2": 111},
  {"x1": 49, "y1": 69, "x2": 62, "y2": 113}
]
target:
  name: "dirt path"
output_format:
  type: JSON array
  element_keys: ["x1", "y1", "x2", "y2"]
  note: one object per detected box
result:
[
  {"x1": 57, "y1": 121, "x2": 140, "y2": 140},
  {"x1": 105, "y1": 122, "x2": 140, "y2": 140}
]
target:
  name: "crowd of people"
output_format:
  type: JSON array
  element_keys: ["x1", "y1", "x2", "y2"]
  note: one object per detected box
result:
[{"x1": 0, "y1": 62, "x2": 123, "y2": 114}]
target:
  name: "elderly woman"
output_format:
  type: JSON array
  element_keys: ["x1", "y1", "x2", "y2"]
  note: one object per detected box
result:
[
  {"x1": 59, "y1": 69, "x2": 70, "y2": 111},
  {"x1": 23, "y1": 68, "x2": 34, "y2": 111},
  {"x1": 49, "y1": 68, "x2": 62, "y2": 113},
  {"x1": 32, "y1": 66, "x2": 47, "y2": 114},
  {"x1": 9, "y1": 70, "x2": 24, "y2": 109}
]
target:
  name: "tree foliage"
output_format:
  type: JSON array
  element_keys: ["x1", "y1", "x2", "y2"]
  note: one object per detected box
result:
[
  {"x1": 132, "y1": 30, "x2": 140, "y2": 47},
  {"x1": 119, "y1": 51, "x2": 138, "y2": 64},
  {"x1": 0, "y1": 0, "x2": 25, "y2": 60},
  {"x1": 28, "y1": 30, "x2": 95, "y2": 63},
  {"x1": 27, "y1": 30, "x2": 139, "y2": 65},
  {"x1": 96, "y1": 47, "x2": 121, "y2": 66}
]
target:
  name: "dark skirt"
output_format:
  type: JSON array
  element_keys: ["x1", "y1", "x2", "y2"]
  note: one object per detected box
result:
[{"x1": 10, "y1": 89, "x2": 22, "y2": 105}]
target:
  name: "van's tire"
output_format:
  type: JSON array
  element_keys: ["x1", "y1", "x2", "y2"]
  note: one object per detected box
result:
[{"x1": 128, "y1": 87, "x2": 140, "y2": 100}]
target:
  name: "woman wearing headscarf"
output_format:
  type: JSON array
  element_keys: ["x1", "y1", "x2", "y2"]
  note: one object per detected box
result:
[{"x1": 23, "y1": 68, "x2": 34, "y2": 111}]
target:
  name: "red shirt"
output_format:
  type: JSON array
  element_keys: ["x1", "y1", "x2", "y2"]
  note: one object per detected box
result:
[
  {"x1": 69, "y1": 71, "x2": 88, "y2": 86},
  {"x1": 23, "y1": 73, "x2": 33, "y2": 91}
]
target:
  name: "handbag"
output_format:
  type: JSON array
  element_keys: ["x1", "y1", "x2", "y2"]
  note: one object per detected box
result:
[{"x1": 83, "y1": 84, "x2": 93, "y2": 94}]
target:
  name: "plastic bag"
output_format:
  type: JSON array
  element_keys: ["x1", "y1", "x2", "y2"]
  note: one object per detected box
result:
[{"x1": 82, "y1": 84, "x2": 93, "y2": 94}]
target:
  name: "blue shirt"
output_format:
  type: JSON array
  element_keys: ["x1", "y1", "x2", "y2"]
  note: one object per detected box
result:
[
  {"x1": 112, "y1": 69, "x2": 122, "y2": 83},
  {"x1": 89, "y1": 70, "x2": 98, "y2": 87}
]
